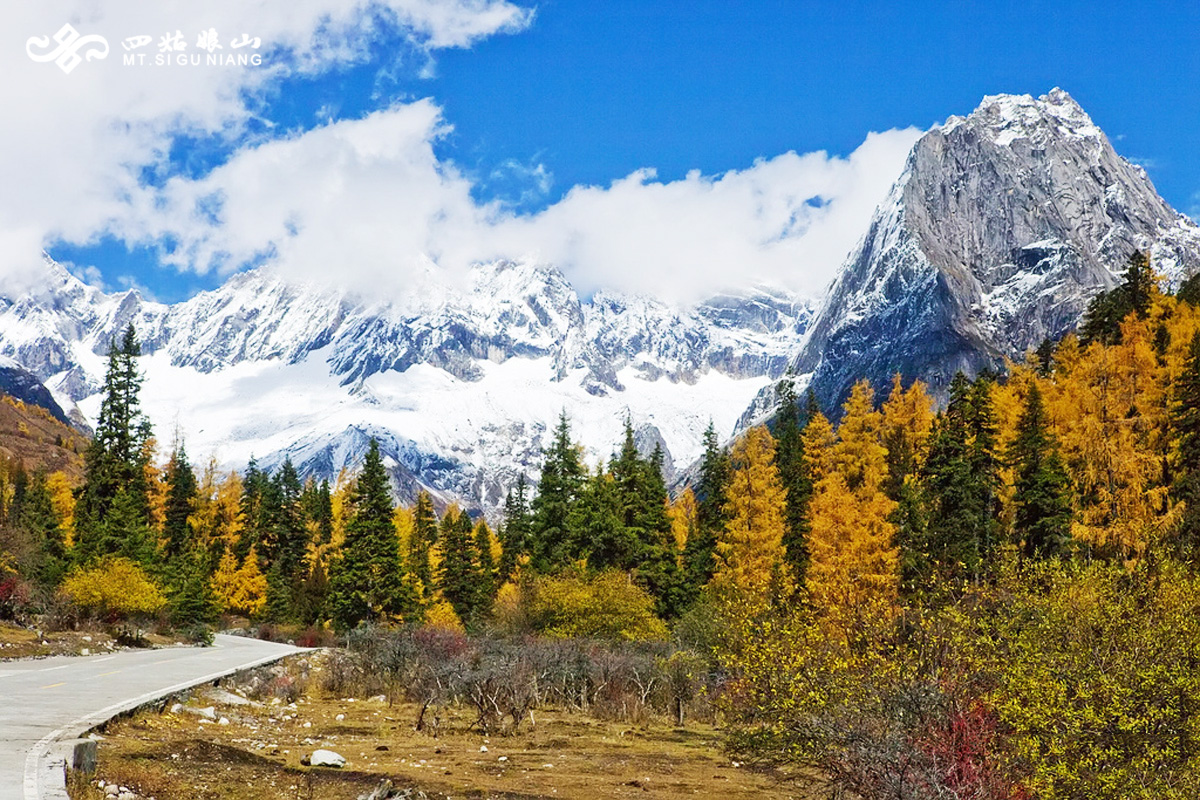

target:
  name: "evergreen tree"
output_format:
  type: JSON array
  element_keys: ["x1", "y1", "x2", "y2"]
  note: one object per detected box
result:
[
  {"x1": 162, "y1": 441, "x2": 198, "y2": 560},
  {"x1": 1178, "y1": 272, "x2": 1200, "y2": 307},
  {"x1": 410, "y1": 491, "x2": 438, "y2": 598},
  {"x1": 438, "y1": 508, "x2": 481, "y2": 624},
  {"x1": 880, "y1": 376, "x2": 933, "y2": 595},
  {"x1": 574, "y1": 468, "x2": 633, "y2": 570},
  {"x1": 79, "y1": 323, "x2": 153, "y2": 539},
  {"x1": 499, "y1": 474, "x2": 531, "y2": 581},
  {"x1": 327, "y1": 439, "x2": 405, "y2": 629},
  {"x1": 295, "y1": 557, "x2": 329, "y2": 625},
  {"x1": 773, "y1": 379, "x2": 814, "y2": 583},
  {"x1": 266, "y1": 458, "x2": 307, "y2": 609},
  {"x1": 1010, "y1": 383, "x2": 1073, "y2": 558},
  {"x1": 473, "y1": 520, "x2": 497, "y2": 606},
  {"x1": 1080, "y1": 251, "x2": 1157, "y2": 345},
  {"x1": 238, "y1": 458, "x2": 269, "y2": 559},
  {"x1": 167, "y1": 546, "x2": 219, "y2": 626},
  {"x1": 18, "y1": 472, "x2": 68, "y2": 588},
  {"x1": 74, "y1": 487, "x2": 158, "y2": 567},
  {"x1": 1172, "y1": 331, "x2": 1200, "y2": 555},
  {"x1": 918, "y1": 372, "x2": 1001, "y2": 586},
  {"x1": 302, "y1": 479, "x2": 334, "y2": 544},
  {"x1": 684, "y1": 421, "x2": 728, "y2": 595},
  {"x1": 529, "y1": 411, "x2": 585, "y2": 570}
]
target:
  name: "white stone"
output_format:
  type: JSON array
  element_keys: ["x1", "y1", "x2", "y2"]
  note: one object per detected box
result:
[{"x1": 309, "y1": 749, "x2": 346, "y2": 768}]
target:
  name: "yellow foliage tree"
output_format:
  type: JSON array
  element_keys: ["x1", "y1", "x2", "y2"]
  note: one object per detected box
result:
[
  {"x1": 210, "y1": 547, "x2": 240, "y2": 613},
  {"x1": 806, "y1": 381, "x2": 898, "y2": 631},
  {"x1": 189, "y1": 461, "x2": 245, "y2": 550},
  {"x1": 142, "y1": 438, "x2": 167, "y2": 535},
  {"x1": 668, "y1": 487, "x2": 698, "y2": 560},
  {"x1": 708, "y1": 425, "x2": 793, "y2": 611},
  {"x1": 424, "y1": 598, "x2": 465, "y2": 632},
  {"x1": 393, "y1": 505, "x2": 414, "y2": 561},
  {"x1": 60, "y1": 557, "x2": 166, "y2": 620},
  {"x1": 45, "y1": 471, "x2": 77, "y2": 548},
  {"x1": 880, "y1": 374, "x2": 934, "y2": 471},
  {"x1": 801, "y1": 410, "x2": 837, "y2": 483},
  {"x1": 228, "y1": 546, "x2": 268, "y2": 618}
]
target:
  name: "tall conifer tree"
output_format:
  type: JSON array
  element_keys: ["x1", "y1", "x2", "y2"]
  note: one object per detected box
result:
[
  {"x1": 530, "y1": 411, "x2": 584, "y2": 570},
  {"x1": 1172, "y1": 331, "x2": 1200, "y2": 555},
  {"x1": 328, "y1": 439, "x2": 405, "y2": 628},
  {"x1": 1010, "y1": 383, "x2": 1073, "y2": 558}
]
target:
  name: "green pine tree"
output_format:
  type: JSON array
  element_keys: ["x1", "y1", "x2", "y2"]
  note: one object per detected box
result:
[
  {"x1": 162, "y1": 441, "x2": 198, "y2": 560},
  {"x1": 438, "y1": 509, "x2": 481, "y2": 624},
  {"x1": 409, "y1": 491, "x2": 438, "y2": 598},
  {"x1": 917, "y1": 372, "x2": 1001, "y2": 586},
  {"x1": 498, "y1": 474, "x2": 532, "y2": 582},
  {"x1": 79, "y1": 323, "x2": 153, "y2": 539},
  {"x1": 1010, "y1": 383, "x2": 1073, "y2": 558},
  {"x1": 684, "y1": 420, "x2": 728, "y2": 596},
  {"x1": 529, "y1": 411, "x2": 585, "y2": 570},
  {"x1": 473, "y1": 520, "x2": 497, "y2": 607},
  {"x1": 327, "y1": 439, "x2": 404, "y2": 629},
  {"x1": 773, "y1": 380, "x2": 815, "y2": 583},
  {"x1": 1080, "y1": 251, "x2": 1156, "y2": 345},
  {"x1": 1172, "y1": 331, "x2": 1200, "y2": 555}
]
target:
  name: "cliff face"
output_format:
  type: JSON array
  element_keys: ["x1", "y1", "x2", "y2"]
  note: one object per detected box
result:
[{"x1": 779, "y1": 89, "x2": 1200, "y2": 416}]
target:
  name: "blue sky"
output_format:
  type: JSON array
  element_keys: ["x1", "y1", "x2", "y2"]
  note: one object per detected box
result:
[{"x1": 9, "y1": 1, "x2": 1200, "y2": 303}]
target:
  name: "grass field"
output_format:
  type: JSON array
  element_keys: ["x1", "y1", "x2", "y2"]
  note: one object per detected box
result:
[{"x1": 69, "y1": 651, "x2": 810, "y2": 800}]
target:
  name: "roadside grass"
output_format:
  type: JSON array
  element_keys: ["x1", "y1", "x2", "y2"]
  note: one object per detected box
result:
[
  {"x1": 69, "y1": 651, "x2": 809, "y2": 800},
  {"x1": 0, "y1": 620, "x2": 117, "y2": 659}
]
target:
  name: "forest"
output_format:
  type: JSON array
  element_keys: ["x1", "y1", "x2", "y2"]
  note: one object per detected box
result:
[{"x1": 5, "y1": 252, "x2": 1200, "y2": 798}]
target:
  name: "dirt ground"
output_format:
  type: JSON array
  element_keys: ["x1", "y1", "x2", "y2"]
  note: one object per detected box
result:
[
  {"x1": 68, "y1": 652, "x2": 811, "y2": 800},
  {"x1": 0, "y1": 621, "x2": 115, "y2": 659},
  {"x1": 0, "y1": 620, "x2": 191, "y2": 660}
]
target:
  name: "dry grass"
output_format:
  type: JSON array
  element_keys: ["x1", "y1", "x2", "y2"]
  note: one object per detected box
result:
[
  {"x1": 70, "y1": 652, "x2": 810, "y2": 799},
  {"x1": 0, "y1": 621, "x2": 119, "y2": 659}
]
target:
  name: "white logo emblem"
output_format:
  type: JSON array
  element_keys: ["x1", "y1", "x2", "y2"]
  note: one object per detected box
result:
[{"x1": 26, "y1": 24, "x2": 109, "y2": 73}]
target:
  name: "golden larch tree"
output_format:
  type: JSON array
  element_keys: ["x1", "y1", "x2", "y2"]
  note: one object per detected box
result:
[
  {"x1": 708, "y1": 425, "x2": 793, "y2": 611},
  {"x1": 805, "y1": 380, "x2": 899, "y2": 631},
  {"x1": 668, "y1": 487, "x2": 698, "y2": 561}
]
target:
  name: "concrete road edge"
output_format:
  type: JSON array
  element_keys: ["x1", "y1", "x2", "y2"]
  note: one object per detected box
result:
[{"x1": 24, "y1": 639, "x2": 306, "y2": 800}]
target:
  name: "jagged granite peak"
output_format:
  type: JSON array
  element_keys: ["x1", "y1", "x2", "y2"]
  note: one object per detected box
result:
[
  {"x1": 743, "y1": 88, "x2": 1200, "y2": 423},
  {"x1": 0, "y1": 255, "x2": 812, "y2": 515}
]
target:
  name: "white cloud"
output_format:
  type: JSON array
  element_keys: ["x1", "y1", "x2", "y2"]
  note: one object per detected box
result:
[
  {"x1": 127, "y1": 101, "x2": 921, "y2": 303},
  {"x1": 0, "y1": 0, "x2": 532, "y2": 288},
  {"x1": 0, "y1": 1, "x2": 921, "y2": 305}
]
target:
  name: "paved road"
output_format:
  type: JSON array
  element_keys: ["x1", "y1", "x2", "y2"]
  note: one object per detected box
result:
[{"x1": 0, "y1": 634, "x2": 304, "y2": 800}]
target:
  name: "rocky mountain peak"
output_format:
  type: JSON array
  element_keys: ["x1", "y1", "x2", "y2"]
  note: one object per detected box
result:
[{"x1": 744, "y1": 89, "x2": 1200, "y2": 425}]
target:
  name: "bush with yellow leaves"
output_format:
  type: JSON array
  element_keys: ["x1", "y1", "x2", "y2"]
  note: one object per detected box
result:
[{"x1": 59, "y1": 556, "x2": 166, "y2": 621}]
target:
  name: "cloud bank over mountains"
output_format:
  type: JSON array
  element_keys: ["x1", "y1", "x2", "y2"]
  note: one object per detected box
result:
[{"x1": 2, "y1": 1, "x2": 920, "y2": 303}]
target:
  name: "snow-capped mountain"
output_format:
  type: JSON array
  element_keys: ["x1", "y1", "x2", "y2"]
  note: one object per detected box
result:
[
  {"x1": 0, "y1": 257, "x2": 812, "y2": 511},
  {"x1": 740, "y1": 88, "x2": 1200, "y2": 424}
]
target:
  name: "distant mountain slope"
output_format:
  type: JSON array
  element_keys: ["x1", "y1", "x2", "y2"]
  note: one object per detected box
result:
[
  {"x1": 0, "y1": 357, "x2": 73, "y2": 428},
  {"x1": 0, "y1": 258, "x2": 811, "y2": 512},
  {"x1": 0, "y1": 392, "x2": 85, "y2": 480},
  {"x1": 741, "y1": 89, "x2": 1200, "y2": 425}
]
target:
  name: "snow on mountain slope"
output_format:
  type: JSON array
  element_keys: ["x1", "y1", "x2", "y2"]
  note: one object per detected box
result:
[
  {"x1": 0, "y1": 256, "x2": 811, "y2": 513},
  {"x1": 739, "y1": 88, "x2": 1200, "y2": 426}
]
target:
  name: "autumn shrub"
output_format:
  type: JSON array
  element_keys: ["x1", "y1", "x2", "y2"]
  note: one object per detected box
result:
[
  {"x1": 953, "y1": 558, "x2": 1200, "y2": 799},
  {"x1": 0, "y1": 572, "x2": 32, "y2": 620},
  {"x1": 719, "y1": 555, "x2": 1200, "y2": 800},
  {"x1": 519, "y1": 569, "x2": 668, "y2": 640},
  {"x1": 335, "y1": 625, "x2": 718, "y2": 731},
  {"x1": 58, "y1": 557, "x2": 166, "y2": 623}
]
